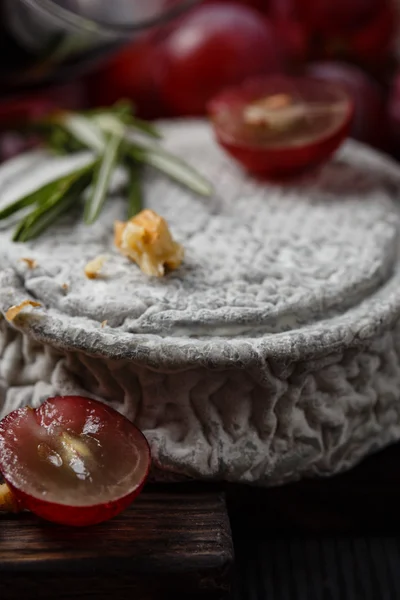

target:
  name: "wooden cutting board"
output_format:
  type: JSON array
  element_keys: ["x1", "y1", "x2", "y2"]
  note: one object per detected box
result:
[{"x1": 0, "y1": 492, "x2": 233, "y2": 600}]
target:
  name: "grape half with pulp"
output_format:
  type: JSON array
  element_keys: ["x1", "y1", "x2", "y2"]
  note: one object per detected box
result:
[
  {"x1": 208, "y1": 75, "x2": 353, "y2": 178},
  {"x1": 0, "y1": 396, "x2": 151, "y2": 526}
]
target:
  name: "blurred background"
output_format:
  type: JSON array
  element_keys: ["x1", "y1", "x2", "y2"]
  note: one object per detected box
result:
[{"x1": 2, "y1": 0, "x2": 400, "y2": 161}]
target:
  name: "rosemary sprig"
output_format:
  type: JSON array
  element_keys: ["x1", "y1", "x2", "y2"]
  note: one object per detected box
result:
[
  {"x1": 16, "y1": 186, "x2": 79, "y2": 242},
  {"x1": 84, "y1": 130, "x2": 123, "y2": 225},
  {"x1": 126, "y1": 159, "x2": 143, "y2": 218},
  {"x1": 0, "y1": 100, "x2": 213, "y2": 241},
  {"x1": 126, "y1": 116, "x2": 162, "y2": 140},
  {"x1": 127, "y1": 143, "x2": 213, "y2": 197},
  {"x1": 85, "y1": 100, "x2": 162, "y2": 139},
  {"x1": 0, "y1": 189, "x2": 41, "y2": 221},
  {"x1": 58, "y1": 112, "x2": 106, "y2": 154},
  {"x1": 13, "y1": 165, "x2": 96, "y2": 242}
]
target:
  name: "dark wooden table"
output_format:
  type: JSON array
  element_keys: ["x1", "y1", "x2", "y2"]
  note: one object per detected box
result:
[
  {"x1": 0, "y1": 493, "x2": 233, "y2": 600},
  {"x1": 2, "y1": 441, "x2": 400, "y2": 600}
]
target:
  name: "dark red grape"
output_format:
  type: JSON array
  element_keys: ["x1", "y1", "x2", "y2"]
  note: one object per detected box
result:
[
  {"x1": 387, "y1": 71, "x2": 400, "y2": 156},
  {"x1": 267, "y1": 0, "x2": 310, "y2": 67},
  {"x1": 86, "y1": 32, "x2": 168, "y2": 120},
  {"x1": 306, "y1": 61, "x2": 388, "y2": 150},
  {"x1": 269, "y1": 0, "x2": 395, "y2": 72},
  {"x1": 203, "y1": 0, "x2": 271, "y2": 11},
  {"x1": 346, "y1": 1, "x2": 396, "y2": 66},
  {"x1": 158, "y1": 3, "x2": 284, "y2": 116},
  {"x1": 298, "y1": 0, "x2": 381, "y2": 34}
]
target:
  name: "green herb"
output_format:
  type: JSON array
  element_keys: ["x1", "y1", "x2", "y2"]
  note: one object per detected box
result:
[
  {"x1": 0, "y1": 101, "x2": 213, "y2": 241},
  {"x1": 126, "y1": 159, "x2": 143, "y2": 218},
  {"x1": 15, "y1": 188, "x2": 77, "y2": 242},
  {"x1": 128, "y1": 143, "x2": 213, "y2": 197},
  {"x1": 127, "y1": 117, "x2": 162, "y2": 139},
  {"x1": 54, "y1": 112, "x2": 106, "y2": 153},
  {"x1": 13, "y1": 166, "x2": 96, "y2": 242},
  {"x1": 0, "y1": 191, "x2": 41, "y2": 221},
  {"x1": 84, "y1": 131, "x2": 122, "y2": 225}
]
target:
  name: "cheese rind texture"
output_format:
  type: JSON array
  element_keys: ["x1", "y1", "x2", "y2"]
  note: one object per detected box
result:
[{"x1": 1, "y1": 121, "x2": 400, "y2": 484}]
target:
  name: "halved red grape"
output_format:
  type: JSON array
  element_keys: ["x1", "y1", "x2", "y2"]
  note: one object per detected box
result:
[
  {"x1": 305, "y1": 61, "x2": 388, "y2": 150},
  {"x1": 0, "y1": 396, "x2": 151, "y2": 526},
  {"x1": 158, "y1": 3, "x2": 283, "y2": 116},
  {"x1": 208, "y1": 75, "x2": 353, "y2": 178}
]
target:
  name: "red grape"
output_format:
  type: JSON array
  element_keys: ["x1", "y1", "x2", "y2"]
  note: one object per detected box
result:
[
  {"x1": 0, "y1": 82, "x2": 86, "y2": 162},
  {"x1": 387, "y1": 71, "x2": 400, "y2": 156},
  {"x1": 86, "y1": 32, "x2": 168, "y2": 120},
  {"x1": 298, "y1": 0, "x2": 381, "y2": 34},
  {"x1": 0, "y1": 396, "x2": 151, "y2": 526},
  {"x1": 345, "y1": 1, "x2": 396, "y2": 66},
  {"x1": 267, "y1": 0, "x2": 309, "y2": 67},
  {"x1": 269, "y1": 0, "x2": 395, "y2": 71},
  {"x1": 208, "y1": 75, "x2": 353, "y2": 178},
  {"x1": 203, "y1": 0, "x2": 270, "y2": 11},
  {"x1": 310, "y1": 1, "x2": 396, "y2": 70},
  {"x1": 0, "y1": 83, "x2": 84, "y2": 130},
  {"x1": 305, "y1": 62, "x2": 388, "y2": 150},
  {"x1": 158, "y1": 3, "x2": 284, "y2": 116}
]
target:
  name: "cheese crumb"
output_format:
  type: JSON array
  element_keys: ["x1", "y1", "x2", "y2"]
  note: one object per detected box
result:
[
  {"x1": 5, "y1": 300, "x2": 41, "y2": 322},
  {"x1": 101, "y1": 320, "x2": 108, "y2": 328},
  {"x1": 84, "y1": 255, "x2": 107, "y2": 279},
  {"x1": 20, "y1": 257, "x2": 38, "y2": 269},
  {"x1": 0, "y1": 482, "x2": 20, "y2": 513},
  {"x1": 114, "y1": 209, "x2": 184, "y2": 277}
]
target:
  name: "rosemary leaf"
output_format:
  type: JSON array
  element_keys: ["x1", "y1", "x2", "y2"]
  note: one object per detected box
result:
[
  {"x1": 57, "y1": 112, "x2": 105, "y2": 153},
  {"x1": 0, "y1": 158, "x2": 96, "y2": 223},
  {"x1": 13, "y1": 178, "x2": 72, "y2": 241},
  {"x1": 126, "y1": 160, "x2": 143, "y2": 218},
  {"x1": 1, "y1": 102, "x2": 213, "y2": 241},
  {"x1": 84, "y1": 99, "x2": 134, "y2": 122},
  {"x1": 128, "y1": 144, "x2": 213, "y2": 197},
  {"x1": 0, "y1": 191, "x2": 40, "y2": 221},
  {"x1": 16, "y1": 191, "x2": 77, "y2": 242},
  {"x1": 13, "y1": 171, "x2": 93, "y2": 242},
  {"x1": 91, "y1": 113, "x2": 125, "y2": 138},
  {"x1": 129, "y1": 118, "x2": 162, "y2": 139},
  {"x1": 84, "y1": 131, "x2": 123, "y2": 225}
]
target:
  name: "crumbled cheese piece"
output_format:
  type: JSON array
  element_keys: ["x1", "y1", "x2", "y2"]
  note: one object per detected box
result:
[
  {"x1": 5, "y1": 300, "x2": 41, "y2": 322},
  {"x1": 0, "y1": 483, "x2": 20, "y2": 513},
  {"x1": 20, "y1": 257, "x2": 37, "y2": 269},
  {"x1": 84, "y1": 255, "x2": 108, "y2": 279},
  {"x1": 101, "y1": 320, "x2": 108, "y2": 328},
  {"x1": 114, "y1": 209, "x2": 184, "y2": 277}
]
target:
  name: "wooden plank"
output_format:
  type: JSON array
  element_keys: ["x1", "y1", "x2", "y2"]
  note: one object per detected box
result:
[{"x1": 0, "y1": 492, "x2": 233, "y2": 600}]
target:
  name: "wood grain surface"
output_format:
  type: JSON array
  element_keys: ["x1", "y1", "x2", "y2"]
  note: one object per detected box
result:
[{"x1": 0, "y1": 492, "x2": 233, "y2": 600}]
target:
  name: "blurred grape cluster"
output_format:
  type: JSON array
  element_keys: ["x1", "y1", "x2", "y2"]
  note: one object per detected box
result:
[{"x1": 86, "y1": 0, "x2": 400, "y2": 159}]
